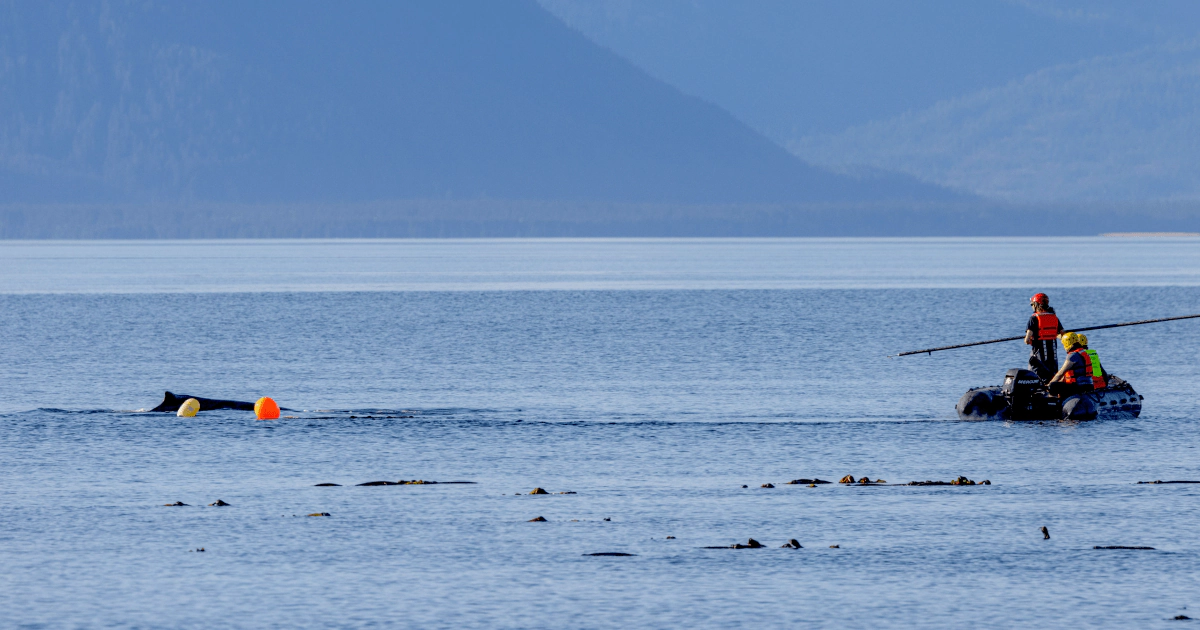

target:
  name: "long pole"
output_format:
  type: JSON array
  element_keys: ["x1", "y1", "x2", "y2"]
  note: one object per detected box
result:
[{"x1": 892, "y1": 313, "x2": 1200, "y2": 357}]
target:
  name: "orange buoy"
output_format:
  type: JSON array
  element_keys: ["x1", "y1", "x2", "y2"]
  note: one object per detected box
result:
[{"x1": 254, "y1": 397, "x2": 280, "y2": 420}]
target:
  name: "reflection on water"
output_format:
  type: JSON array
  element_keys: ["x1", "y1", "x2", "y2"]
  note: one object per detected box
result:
[
  {"x1": 1, "y1": 239, "x2": 1198, "y2": 627},
  {"x1": 3, "y1": 237, "x2": 1200, "y2": 293}
]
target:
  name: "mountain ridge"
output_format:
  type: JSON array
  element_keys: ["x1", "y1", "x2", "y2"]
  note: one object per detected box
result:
[{"x1": 0, "y1": 0, "x2": 959, "y2": 216}]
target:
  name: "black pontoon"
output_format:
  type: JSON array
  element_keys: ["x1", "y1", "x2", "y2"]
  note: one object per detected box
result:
[{"x1": 956, "y1": 369, "x2": 1142, "y2": 421}]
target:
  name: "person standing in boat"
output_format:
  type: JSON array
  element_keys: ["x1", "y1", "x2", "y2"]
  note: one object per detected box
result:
[
  {"x1": 1024, "y1": 293, "x2": 1064, "y2": 381},
  {"x1": 1048, "y1": 332, "x2": 1093, "y2": 397}
]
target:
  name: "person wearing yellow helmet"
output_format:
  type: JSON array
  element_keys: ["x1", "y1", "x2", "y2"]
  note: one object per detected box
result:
[
  {"x1": 1048, "y1": 332, "x2": 1094, "y2": 397},
  {"x1": 1076, "y1": 333, "x2": 1108, "y2": 389},
  {"x1": 1024, "y1": 293, "x2": 1064, "y2": 381}
]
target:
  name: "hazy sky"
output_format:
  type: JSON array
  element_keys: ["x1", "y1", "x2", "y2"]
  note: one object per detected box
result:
[
  {"x1": 542, "y1": 0, "x2": 1200, "y2": 201},
  {"x1": 542, "y1": 0, "x2": 1200, "y2": 138}
]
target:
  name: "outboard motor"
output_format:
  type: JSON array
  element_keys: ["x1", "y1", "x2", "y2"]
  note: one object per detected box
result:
[{"x1": 1001, "y1": 369, "x2": 1060, "y2": 420}]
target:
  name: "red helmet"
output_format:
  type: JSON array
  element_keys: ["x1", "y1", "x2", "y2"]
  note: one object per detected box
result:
[{"x1": 1030, "y1": 293, "x2": 1049, "y2": 305}]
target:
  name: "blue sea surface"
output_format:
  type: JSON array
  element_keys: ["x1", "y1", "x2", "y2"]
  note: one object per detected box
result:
[{"x1": 1, "y1": 238, "x2": 1198, "y2": 628}]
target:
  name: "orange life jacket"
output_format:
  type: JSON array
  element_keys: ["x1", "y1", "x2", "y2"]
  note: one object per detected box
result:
[
  {"x1": 1034, "y1": 312, "x2": 1060, "y2": 341},
  {"x1": 1061, "y1": 349, "x2": 1094, "y2": 387}
]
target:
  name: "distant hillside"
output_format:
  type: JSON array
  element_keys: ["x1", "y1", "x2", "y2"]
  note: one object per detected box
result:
[
  {"x1": 539, "y1": 0, "x2": 1200, "y2": 205},
  {"x1": 789, "y1": 42, "x2": 1200, "y2": 202},
  {"x1": 0, "y1": 0, "x2": 958, "y2": 225}
]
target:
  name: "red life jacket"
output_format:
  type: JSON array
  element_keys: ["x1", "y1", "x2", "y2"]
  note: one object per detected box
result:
[
  {"x1": 1061, "y1": 349, "x2": 1094, "y2": 387},
  {"x1": 1034, "y1": 312, "x2": 1060, "y2": 341}
]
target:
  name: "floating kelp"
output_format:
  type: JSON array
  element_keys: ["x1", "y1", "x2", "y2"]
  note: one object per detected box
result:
[
  {"x1": 907, "y1": 477, "x2": 990, "y2": 486},
  {"x1": 839, "y1": 476, "x2": 887, "y2": 484}
]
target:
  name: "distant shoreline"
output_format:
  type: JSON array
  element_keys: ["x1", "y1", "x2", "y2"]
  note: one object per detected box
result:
[
  {"x1": 1102, "y1": 232, "x2": 1200, "y2": 237},
  {"x1": 4, "y1": 201, "x2": 1200, "y2": 239}
]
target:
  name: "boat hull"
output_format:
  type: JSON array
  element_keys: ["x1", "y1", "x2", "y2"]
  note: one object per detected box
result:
[{"x1": 957, "y1": 375, "x2": 1142, "y2": 421}]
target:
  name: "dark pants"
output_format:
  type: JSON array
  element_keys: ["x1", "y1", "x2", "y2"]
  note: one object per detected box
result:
[
  {"x1": 1049, "y1": 381, "x2": 1091, "y2": 398},
  {"x1": 1029, "y1": 339, "x2": 1058, "y2": 382}
]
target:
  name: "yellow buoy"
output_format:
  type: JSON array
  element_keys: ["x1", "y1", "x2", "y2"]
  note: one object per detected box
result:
[
  {"x1": 255, "y1": 397, "x2": 280, "y2": 420},
  {"x1": 177, "y1": 398, "x2": 200, "y2": 417}
]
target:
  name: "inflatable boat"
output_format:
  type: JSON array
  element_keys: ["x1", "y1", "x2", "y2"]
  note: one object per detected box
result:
[{"x1": 956, "y1": 369, "x2": 1142, "y2": 421}]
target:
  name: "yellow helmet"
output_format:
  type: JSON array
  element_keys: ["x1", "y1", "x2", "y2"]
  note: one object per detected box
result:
[
  {"x1": 1077, "y1": 333, "x2": 1088, "y2": 346},
  {"x1": 1060, "y1": 332, "x2": 1082, "y2": 350}
]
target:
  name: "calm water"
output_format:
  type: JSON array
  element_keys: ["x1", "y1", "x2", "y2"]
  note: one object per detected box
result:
[{"x1": 2, "y1": 238, "x2": 1199, "y2": 628}]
